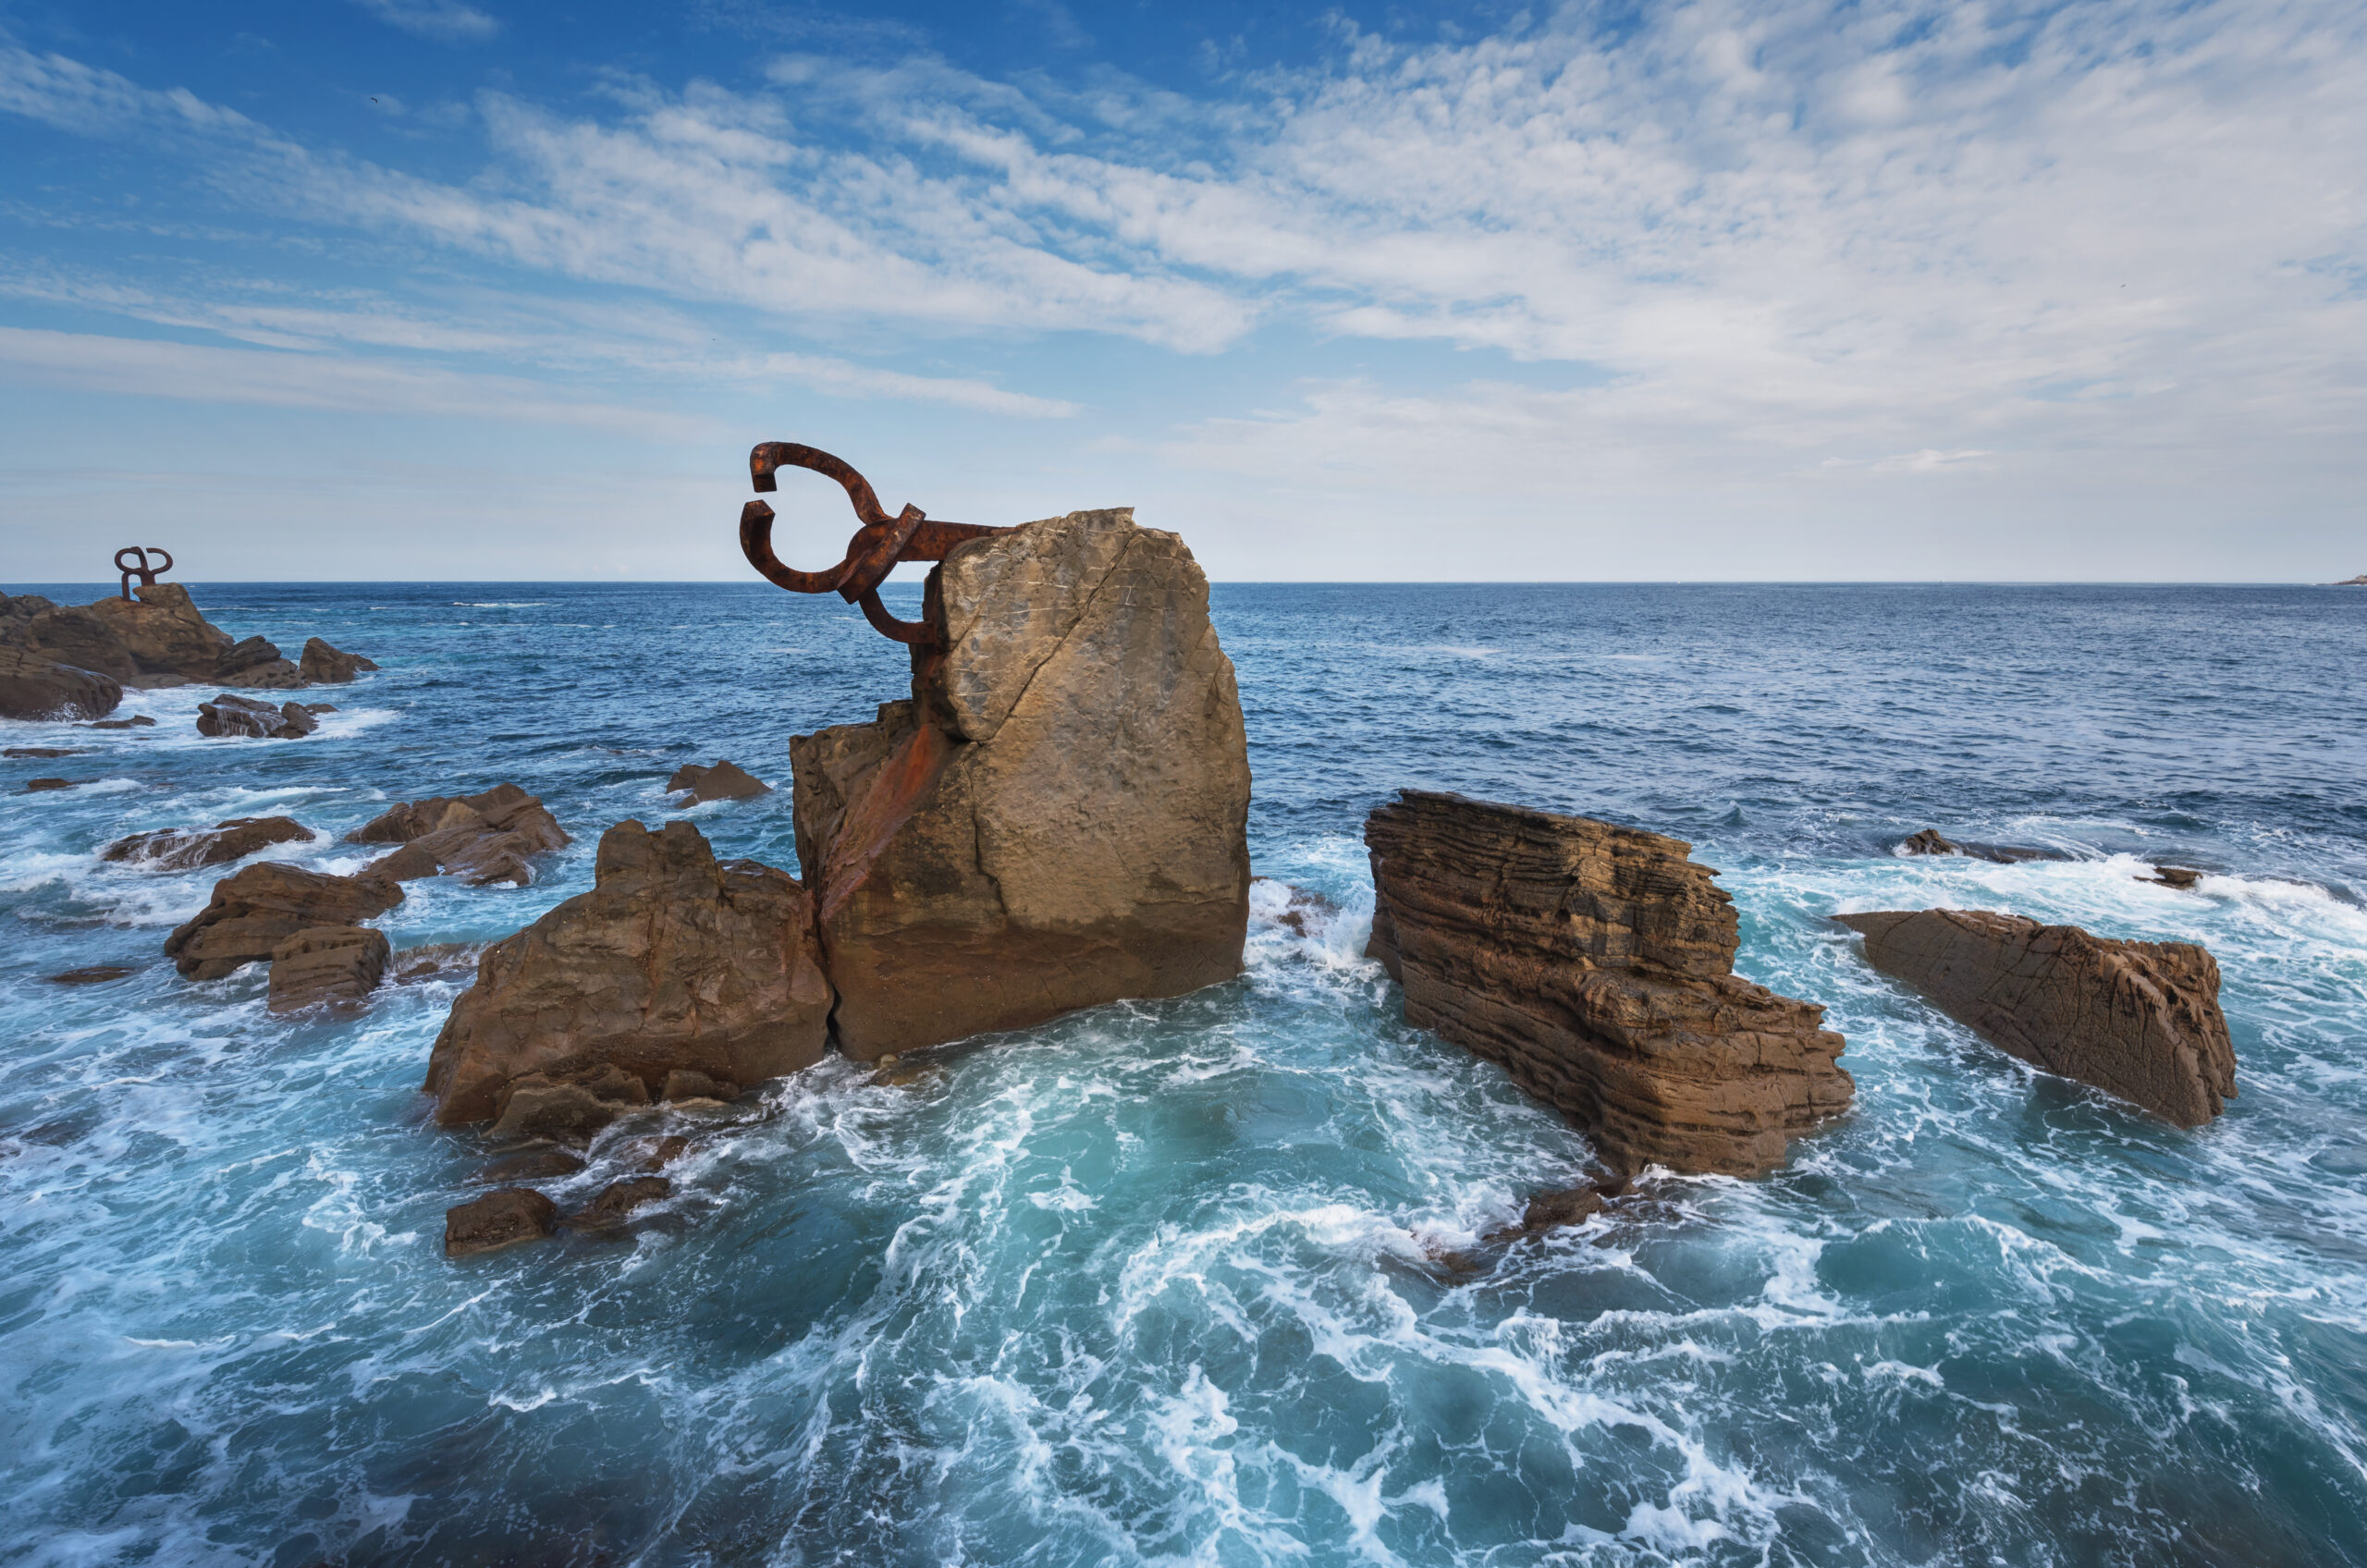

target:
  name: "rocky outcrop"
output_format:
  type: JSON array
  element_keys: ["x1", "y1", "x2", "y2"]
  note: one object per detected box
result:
[
  {"x1": 1898, "y1": 828, "x2": 2066, "y2": 864},
  {"x1": 1833, "y1": 909, "x2": 2236, "y2": 1125},
  {"x1": 164, "y1": 863, "x2": 402, "y2": 979},
  {"x1": 83, "y1": 584, "x2": 232, "y2": 680},
  {"x1": 266, "y1": 925, "x2": 391, "y2": 1012},
  {"x1": 791, "y1": 508, "x2": 1252, "y2": 1060},
  {"x1": 350, "y1": 782, "x2": 568, "y2": 887},
  {"x1": 3, "y1": 582, "x2": 372, "y2": 698},
  {"x1": 300, "y1": 637, "x2": 378, "y2": 683},
  {"x1": 0, "y1": 645, "x2": 122, "y2": 721},
  {"x1": 667, "y1": 759, "x2": 770, "y2": 803},
  {"x1": 424, "y1": 819, "x2": 831, "y2": 1126},
  {"x1": 445, "y1": 1188, "x2": 558, "y2": 1257},
  {"x1": 1365, "y1": 790, "x2": 1854, "y2": 1177},
  {"x1": 196, "y1": 694, "x2": 318, "y2": 739},
  {"x1": 104, "y1": 815, "x2": 317, "y2": 871}
]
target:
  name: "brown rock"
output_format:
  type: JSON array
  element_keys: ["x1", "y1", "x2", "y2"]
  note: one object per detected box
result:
[
  {"x1": 1834, "y1": 908, "x2": 2236, "y2": 1125},
  {"x1": 445, "y1": 1188, "x2": 558, "y2": 1257},
  {"x1": 5, "y1": 747, "x2": 82, "y2": 758},
  {"x1": 163, "y1": 862, "x2": 403, "y2": 979},
  {"x1": 214, "y1": 635, "x2": 304, "y2": 688},
  {"x1": 2146, "y1": 865, "x2": 2201, "y2": 889},
  {"x1": 84, "y1": 583, "x2": 233, "y2": 679},
  {"x1": 562, "y1": 1176, "x2": 671, "y2": 1231},
  {"x1": 195, "y1": 694, "x2": 316, "y2": 739},
  {"x1": 0, "y1": 646, "x2": 122, "y2": 721},
  {"x1": 424, "y1": 819, "x2": 831, "y2": 1125},
  {"x1": 667, "y1": 759, "x2": 771, "y2": 803},
  {"x1": 1481, "y1": 1179, "x2": 1630, "y2": 1243},
  {"x1": 659, "y1": 1069, "x2": 738, "y2": 1103},
  {"x1": 489, "y1": 1062, "x2": 651, "y2": 1140},
  {"x1": 1253, "y1": 877, "x2": 1342, "y2": 938},
  {"x1": 1365, "y1": 790, "x2": 1854, "y2": 1177},
  {"x1": 104, "y1": 815, "x2": 317, "y2": 872},
  {"x1": 391, "y1": 942, "x2": 485, "y2": 984},
  {"x1": 300, "y1": 637, "x2": 379, "y2": 683},
  {"x1": 635, "y1": 1135, "x2": 690, "y2": 1171},
  {"x1": 791, "y1": 508, "x2": 1252, "y2": 1060},
  {"x1": 267, "y1": 925, "x2": 391, "y2": 1012},
  {"x1": 1896, "y1": 827, "x2": 2066, "y2": 864},
  {"x1": 350, "y1": 782, "x2": 567, "y2": 886},
  {"x1": 23, "y1": 605, "x2": 139, "y2": 680},
  {"x1": 24, "y1": 778, "x2": 75, "y2": 792},
  {"x1": 473, "y1": 1146, "x2": 587, "y2": 1183},
  {"x1": 46, "y1": 965, "x2": 138, "y2": 986},
  {"x1": 82, "y1": 715, "x2": 155, "y2": 729}
]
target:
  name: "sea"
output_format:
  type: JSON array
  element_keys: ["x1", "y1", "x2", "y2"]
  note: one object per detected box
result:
[{"x1": 1, "y1": 581, "x2": 2363, "y2": 1568}]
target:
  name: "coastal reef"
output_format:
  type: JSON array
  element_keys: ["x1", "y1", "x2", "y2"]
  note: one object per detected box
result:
[
  {"x1": 0, "y1": 583, "x2": 375, "y2": 720},
  {"x1": 789, "y1": 507, "x2": 1252, "y2": 1060},
  {"x1": 1364, "y1": 789, "x2": 1855, "y2": 1176},
  {"x1": 1834, "y1": 908, "x2": 2237, "y2": 1125}
]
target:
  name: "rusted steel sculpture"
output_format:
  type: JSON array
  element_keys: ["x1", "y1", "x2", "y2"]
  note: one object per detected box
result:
[
  {"x1": 739, "y1": 443, "x2": 1014, "y2": 646},
  {"x1": 116, "y1": 546, "x2": 173, "y2": 602}
]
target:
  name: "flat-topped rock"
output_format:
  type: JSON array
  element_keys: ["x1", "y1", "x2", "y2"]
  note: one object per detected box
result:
[
  {"x1": 425, "y1": 818, "x2": 830, "y2": 1125},
  {"x1": 0, "y1": 645, "x2": 122, "y2": 721},
  {"x1": 1834, "y1": 908, "x2": 2236, "y2": 1125},
  {"x1": 1365, "y1": 790, "x2": 1854, "y2": 1177},
  {"x1": 351, "y1": 782, "x2": 568, "y2": 887},
  {"x1": 164, "y1": 862, "x2": 402, "y2": 980},
  {"x1": 791, "y1": 507, "x2": 1252, "y2": 1060},
  {"x1": 667, "y1": 759, "x2": 770, "y2": 803},
  {"x1": 104, "y1": 815, "x2": 317, "y2": 872},
  {"x1": 267, "y1": 925, "x2": 391, "y2": 1012},
  {"x1": 445, "y1": 1188, "x2": 558, "y2": 1257}
]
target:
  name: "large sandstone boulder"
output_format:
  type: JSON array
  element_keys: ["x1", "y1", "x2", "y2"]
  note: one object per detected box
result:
[
  {"x1": 1834, "y1": 909, "x2": 2236, "y2": 1125},
  {"x1": 300, "y1": 637, "x2": 379, "y2": 683},
  {"x1": 350, "y1": 781, "x2": 568, "y2": 886},
  {"x1": 1365, "y1": 790, "x2": 1854, "y2": 1177},
  {"x1": 164, "y1": 863, "x2": 403, "y2": 979},
  {"x1": 84, "y1": 583, "x2": 233, "y2": 679},
  {"x1": 267, "y1": 925, "x2": 391, "y2": 1012},
  {"x1": 104, "y1": 815, "x2": 317, "y2": 871},
  {"x1": 0, "y1": 646, "x2": 121, "y2": 721},
  {"x1": 790, "y1": 508, "x2": 1252, "y2": 1060},
  {"x1": 424, "y1": 819, "x2": 831, "y2": 1125}
]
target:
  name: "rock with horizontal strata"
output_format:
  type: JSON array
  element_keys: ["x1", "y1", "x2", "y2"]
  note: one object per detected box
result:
[
  {"x1": 425, "y1": 818, "x2": 831, "y2": 1125},
  {"x1": 0, "y1": 645, "x2": 122, "y2": 721},
  {"x1": 790, "y1": 507, "x2": 1252, "y2": 1060},
  {"x1": 1833, "y1": 908, "x2": 2236, "y2": 1125},
  {"x1": 1365, "y1": 790, "x2": 1854, "y2": 1177},
  {"x1": 104, "y1": 815, "x2": 317, "y2": 871},
  {"x1": 266, "y1": 925, "x2": 391, "y2": 1012},
  {"x1": 164, "y1": 862, "x2": 402, "y2": 979},
  {"x1": 445, "y1": 1188, "x2": 558, "y2": 1257},
  {"x1": 350, "y1": 781, "x2": 568, "y2": 887}
]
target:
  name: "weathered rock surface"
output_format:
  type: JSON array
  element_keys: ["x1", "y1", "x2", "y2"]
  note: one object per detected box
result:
[
  {"x1": 24, "y1": 777, "x2": 76, "y2": 792},
  {"x1": 425, "y1": 819, "x2": 830, "y2": 1125},
  {"x1": 562, "y1": 1176, "x2": 671, "y2": 1231},
  {"x1": 1365, "y1": 790, "x2": 1854, "y2": 1177},
  {"x1": 83, "y1": 715, "x2": 155, "y2": 729},
  {"x1": 1833, "y1": 908, "x2": 2236, "y2": 1125},
  {"x1": 350, "y1": 782, "x2": 568, "y2": 886},
  {"x1": 300, "y1": 637, "x2": 378, "y2": 683},
  {"x1": 104, "y1": 815, "x2": 317, "y2": 872},
  {"x1": 0, "y1": 645, "x2": 122, "y2": 721},
  {"x1": 196, "y1": 693, "x2": 318, "y2": 739},
  {"x1": 1897, "y1": 827, "x2": 2066, "y2": 864},
  {"x1": 267, "y1": 925, "x2": 391, "y2": 1012},
  {"x1": 4, "y1": 582, "x2": 373, "y2": 699},
  {"x1": 667, "y1": 759, "x2": 770, "y2": 803},
  {"x1": 47, "y1": 965, "x2": 138, "y2": 986},
  {"x1": 791, "y1": 508, "x2": 1252, "y2": 1060},
  {"x1": 445, "y1": 1188, "x2": 558, "y2": 1257},
  {"x1": 164, "y1": 863, "x2": 402, "y2": 979},
  {"x1": 474, "y1": 1146, "x2": 587, "y2": 1183},
  {"x1": 83, "y1": 584, "x2": 231, "y2": 679}
]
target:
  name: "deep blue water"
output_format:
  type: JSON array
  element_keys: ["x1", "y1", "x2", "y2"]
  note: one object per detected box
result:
[{"x1": 2, "y1": 581, "x2": 2363, "y2": 1567}]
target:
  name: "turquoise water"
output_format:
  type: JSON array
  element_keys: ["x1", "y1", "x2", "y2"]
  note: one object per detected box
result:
[{"x1": 2, "y1": 582, "x2": 2363, "y2": 1566}]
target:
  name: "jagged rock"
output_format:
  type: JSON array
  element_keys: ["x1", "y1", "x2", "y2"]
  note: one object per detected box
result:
[
  {"x1": 1251, "y1": 877, "x2": 1342, "y2": 938},
  {"x1": 791, "y1": 508, "x2": 1252, "y2": 1060},
  {"x1": 425, "y1": 819, "x2": 831, "y2": 1125},
  {"x1": 562, "y1": 1176, "x2": 671, "y2": 1231},
  {"x1": 104, "y1": 815, "x2": 317, "y2": 872},
  {"x1": 473, "y1": 1146, "x2": 587, "y2": 1183},
  {"x1": 660, "y1": 1069, "x2": 738, "y2": 1103},
  {"x1": 299, "y1": 637, "x2": 378, "y2": 683},
  {"x1": 266, "y1": 925, "x2": 391, "y2": 1012},
  {"x1": 1897, "y1": 827, "x2": 2065, "y2": 864},
  {"x1": 24, "y1": 778, "x2": 75, "y2": 792},
  {"x1": 391, "y1": 943, "x2": 485, "y2": 985},
  {"x1": 489, "y1": 1061, "x2": 652, "y2": 1140},
  {"x1": 1365, "y1": 790, "x2": 1854, "y2": 1177},
  {"x1": 84, "y1": 583, "x2": 233, "y2": 679},
  {"x1": 349, "y1": 782, "x2": 567, "y2": 887},
  {"x1": 214, "y1": 635, "x2": 304, "y2": 688},
  {"x1": 195, "y1": 693, "x2": 317, "y2": 739},
  {"x1": 1482, "y1": 1178, "x2": 1631, "y2": 1243},
  {"x1": 2146, "y1": 865, "x2": 2201, "y2": 889},
  {"x1": 1834, "y1": 909, "x2": 2236, "y2": 1125},
  {"x1": 667, "y1": 759, "x2": 771, "y2": 803},
  {"x1": 0, "y1": 646, "x2": 122, "y2": 721},
  {"x1": 82, "y1": 715, "x2": 155, "y2": 729},
  {"x1": 164, "y1": 862, "x2": 402, "y2": 979},
  {"x1": 445, "y1": 1188, "x2": 558, "y2": 1257}
]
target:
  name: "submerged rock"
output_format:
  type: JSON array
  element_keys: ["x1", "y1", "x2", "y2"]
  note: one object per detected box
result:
[
  {"x1": 164, "y1": 863, "x2": 402, "y2": 979},
  {"x1": 1897, "y1": 827, "x2": 2066, "y2": 864},
  {"x1": 424, "y1": 819, "x2": 831, "y2": 1126},
  {"x1": 5, "y1": 747, "x2": 82, "y2": 758},
  {"x1": 104, "y1": 815, "x2": 317, "y2": 872},
  {"x1": 23, "y1": 778, "x2": 75, "y2": 792},
  {"x1": 667, "y1": 759, "x2": 771, "y2": 803},
  {"x1": 1365, "y1": 790, "x2": 1854, "y2": 1177},
  {"x1": 473, "y1": 1145, "x2": 588, "y2": 1183},
  {"x1": 266, "y1": 925, "x2": 391, "y2": 1012},
  {"x1": 489, "y1": 1061, "x2": 651, "y2": 1141},
  {"x1": 445, "y1": 1188, "x2": 558, "y2": 1257},
  {"x1": 561, "y1": 1176, "x2": 671, "y2": 1231},
  {"x1": 195, "y1": 693, "x2": 317, "y2": 739},
  {"x1": 350, "y1": 781, "x2": 568, "y2": 887},
  {"x1": 0, "y1": 646, "x2": 122, "y2": 721},
  {"x1": 791, "y1": 507, "x2": 1252, "y2": 1060},
  {"x1": 1834, "y1": 908, "x2": 2236, "y2": 1125},
  {"x1": 46, "y1": 965, "x2": 138, "y2": 986},
  {"x1": 82, "y1": 715, "x2": 155, "y2": 729},
  {"x1": 299, "y1": 637, "x2": 379, "y2": 683}
]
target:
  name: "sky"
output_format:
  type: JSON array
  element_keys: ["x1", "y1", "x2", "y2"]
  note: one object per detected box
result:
[{"x1": 0, "y1": 0, "x2": 2361, "y2": 582}]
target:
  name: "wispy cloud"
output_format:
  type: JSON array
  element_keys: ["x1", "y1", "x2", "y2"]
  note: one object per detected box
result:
[{"x1": 350, "y1": 0, "x2": 499, "y2": 43}]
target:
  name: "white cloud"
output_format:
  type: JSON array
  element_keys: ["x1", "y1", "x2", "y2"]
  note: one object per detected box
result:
[{"x1": 350, "y1": 0, "x2": 498, "y2": 43}]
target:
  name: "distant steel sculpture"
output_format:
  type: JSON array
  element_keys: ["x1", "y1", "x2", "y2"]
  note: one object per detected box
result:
[
  {"x1": 116, "y1": 546, "x2": 173, "y2": 601},
  {"x1": 739, "y1": 443, "x2": 1015, "y2": 647}
]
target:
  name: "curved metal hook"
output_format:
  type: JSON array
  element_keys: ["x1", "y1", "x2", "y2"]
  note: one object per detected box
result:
[{"x1": 115, "y1": 545, "x2": 173, "y2": 601}]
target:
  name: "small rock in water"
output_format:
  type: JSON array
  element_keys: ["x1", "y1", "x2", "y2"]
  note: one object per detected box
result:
[
  {"x1": 299, "y1": 637, "x2": 378, "y2": 684},
  {"x1": 164, "y1": 862, "x2": 403, "y2": 979},
  {"x1": 1253, "y1": 876, "x2": 1341, "y2": 937},
  {"x1": 4, "y1": 747, "x2": 81, "y2": 758},
  {"x1": 635, "y1": 1135, "x2": 690, "y2": 1172},
  {"x1": 391, "y1": 943, "x2": 484, "y2": 984},
  {"x1": 104, "y1": 815, "x2": 317, "y2": 872},
  {"x1": 350, "y1": 781, "x2": 568, "y2": 888},
  {"x1": 445, "y1": 1188, "x2": 558, "y2": 1257},
  {"x1": 81, "y1": 715, "x2": 156, "y2": 729},
  {"x1": 46, "y1": 965, "x2": 138, "y2": 986},
  {"x1": 23, "y1": 778, "x2": 75, "y2": 792},
  {"x1": 1483, "y1": 1178, "x2": 1630, "y2": 1243},
  {"x1": 2147, "y1": 864, "x2": 2202, "y2": 888},
  {"x1": 562, "y1": 1176, "x2": 671, "y2": 1231},
  {"x1": 489, "y1": 1062, "x2": 651, "y2": 1141},
  {"x1": 1901, "y1": 827, "x2": 1958, "y2": 856},
  {"x1": 301, "y1": 703, "x2": 337, "y2": 715},
  {"x1": 473, "y1": 1145, "x2": 588, "y2": 1184},
  {"x1": 266, "y1": 925, "x2": 391, "y2": 1012},
  {"x1": 195, "y1": 693, "x2": 317, "y2": 740},
  {"x1": 667, "y1": 759, "x2": 771, "y2": 803},
  {"x1": 1898, "y1": 827, "x2": 2065, "y2": 863}
]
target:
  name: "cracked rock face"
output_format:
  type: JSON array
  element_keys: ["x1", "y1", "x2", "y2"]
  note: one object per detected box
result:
[
  {"x1": 1834, "y1": 908, "x2": 2236, "y2": 1125},
  {"x1": 790, "y1": 508, "x2": 1253, "y2": 1060},
  {"x1": 1365, "y1": 790, "x2": 1855, "y2": 1178}
]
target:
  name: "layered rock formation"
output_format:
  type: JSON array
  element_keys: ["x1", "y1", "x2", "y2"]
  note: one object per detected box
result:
[
  {"x1": 424, "y1": 819, "x2": 830, "y2": 1126},
  {"x1": 0, "y1": 644, "x2": 120, "y2": 721},
  {"x1": 266, "y1": 925, "x2": 391, "y2": 1012},
  {"x1": 1833, "y1": 909, "x2": 2236, "y2": 1125},
  {"x1": 1, "y1": 583, "x2": 374, "y2": 719},
  {"x1": 791, "y1": 508, "x2": 1252, "y2": 1060},
  {"x1": 1364, "y1": 790, "x2": 1854, "y2": 1177},
  {"x1": 350, "y1": 782, "x2": 569, "y2": 887},
  {"x1": 445, "y1": 1188, "x2": 558, "y2": 1257},
  {"x1": 104, "y1": 815, "x2": 317, "y2": 871},
  {"x1": 195, "y1": 695, "x2": 321, "y2": 739},
  {"x1": 164, "y1": 863, "x2": 402, "y2": 979},
  {"x1": 668, "y1": 759, "x2": 770, "y2": 803},
  {"x1": 300, "y1": 638, "x2": 378, "y2": 683}
]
